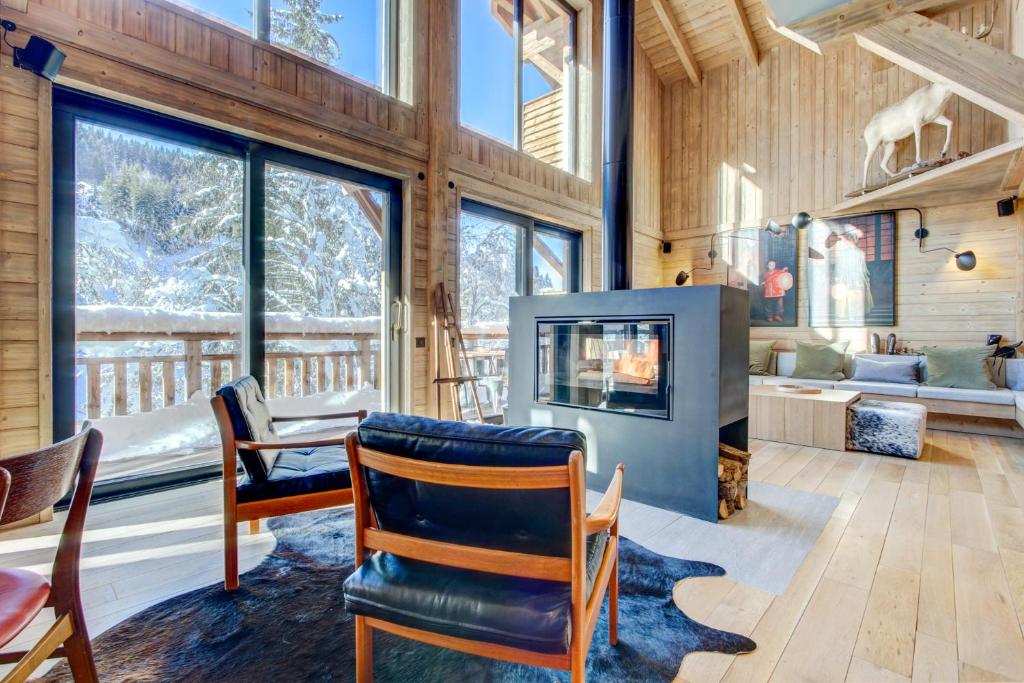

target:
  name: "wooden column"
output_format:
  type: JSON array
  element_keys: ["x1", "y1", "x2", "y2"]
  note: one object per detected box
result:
[{"x1": 426, "y1": 0, "x2": 458, "y2": 419}]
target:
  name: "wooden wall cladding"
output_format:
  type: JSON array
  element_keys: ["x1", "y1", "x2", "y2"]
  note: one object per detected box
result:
[
  {"x1": 632, "y1": 43, "x2": 664, "y2": 289},
  {"x1": 661, "y1": 2, "x2": 1006, "y2": 238},
  {"x1": 0, "y1": 64, "x2": 49, "y2": 456},
  {"x1": 659, "y1": 2, "x2": 1016, "y2": 350}
]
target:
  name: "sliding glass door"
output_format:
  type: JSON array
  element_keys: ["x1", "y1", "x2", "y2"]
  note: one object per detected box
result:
[
  {"x1": 53, "y1": 89, "x2": 403, "y2": 495},
  {"x1": 259, "y1": 155, "x2": 393, "y2": 436}
]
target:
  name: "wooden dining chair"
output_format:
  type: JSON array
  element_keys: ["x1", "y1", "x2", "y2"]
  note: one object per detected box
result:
[
  {"x1": 0, "y1": 428, "x2": 102, "y2": 682},
  {"x1": 343, "y1": 413, "x2": 624, "y2": 683},
  {"x1": 211, "y1": 376, "x2": 366, "y2": 590}
]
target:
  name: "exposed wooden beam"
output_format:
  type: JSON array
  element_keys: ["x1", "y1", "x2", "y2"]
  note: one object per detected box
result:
[
  {"x1": 724, "y1": 0, "x2": 759, "y2": 65},
  {"x1": 649, "y1": 0, "x2": 701, "y2": 86},
  {"x1": 764, "y1": 0, "x2": 947, "y2": 53},
  {"x1": 855, "y1": 12, "x2": 1024, "y2": 127},
  {"x1": 348, "y1": 187, "x2": 384, "y2": 238}
]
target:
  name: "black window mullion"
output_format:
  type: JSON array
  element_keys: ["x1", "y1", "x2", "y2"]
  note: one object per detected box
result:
[
  {"x1": 513, "y1": 0, "x2": 524, "y2": 151},
  {"x1": 246, "y1": 145, "x2": 267, "y2": 389}
]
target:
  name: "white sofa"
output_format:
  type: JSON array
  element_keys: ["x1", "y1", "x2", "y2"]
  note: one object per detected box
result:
[{"x1": 750, "y1": 352, "x2": 1024, "y2": 426}]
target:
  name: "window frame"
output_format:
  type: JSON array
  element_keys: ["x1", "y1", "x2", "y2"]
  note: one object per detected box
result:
[
  {"x1": 172, "y1": 0, "x2": 401, "y2": 97},
  {"x1": 461, "y1": 0, "x2": 579, "y2": 173},
  {"x1": 460, "y1": 198, "x2": 582, "y2": 298},
  {"x1": 52, "y1": 87, "x2": 404, "y2": 502}
]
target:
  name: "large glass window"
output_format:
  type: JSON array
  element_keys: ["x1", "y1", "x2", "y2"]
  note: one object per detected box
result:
[
  {"x1": 170, "y1": 0, "x2": 396, "y2": 94},
  {"x1": 53, "y1": 89, "x2": 404, "y2": 495},
  {"x1": 460, "y1": 0, "x2": 577, "y2": 171},
  {"x1": 263, "y1": 162, "x2": 387, "y2": 432},
  {"x1": 458, "y1": 199, "x2": 581, "y2": 417}
]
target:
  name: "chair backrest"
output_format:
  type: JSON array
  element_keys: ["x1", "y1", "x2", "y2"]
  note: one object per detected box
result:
[
  {"x1": 354, "y1": 411, "x2": 585, "y2": 561},
  {"x1": 0, "y1": 428, "x2": 102, "y2": 607},
  {"x1": 215, "y1": 376, "x2": 281, "y2": 482},
  {"x1": 353, "y1": 413, "x2": 586, "y2": 559}
]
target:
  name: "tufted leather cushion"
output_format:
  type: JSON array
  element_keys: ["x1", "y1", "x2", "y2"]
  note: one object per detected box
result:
[
  {"x1": 344, "y1": 531, "x2": 609, "y2": 654},
  {"x1": 357, "y1": 413, "x2": 586, "y2": 558},
  {"x1": 236, "y1": 445, "x2": 351, "y2": 503},
  {"x1": 216, "y1": 376, "x2": 280, "y2": 482}
]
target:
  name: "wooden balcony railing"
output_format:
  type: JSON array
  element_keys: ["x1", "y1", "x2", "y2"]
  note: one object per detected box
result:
[{"x1": 76, "y1": 332, "x2": 379, "y2": 420}]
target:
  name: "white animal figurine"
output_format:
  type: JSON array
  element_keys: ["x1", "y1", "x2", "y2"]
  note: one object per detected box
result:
[{"x1": 862, "y1": 83, "x2": 954, "y2": 188}]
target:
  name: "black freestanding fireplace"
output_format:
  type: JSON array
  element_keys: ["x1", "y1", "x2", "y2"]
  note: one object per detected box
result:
[{"x1": 507, "y1": 286, "x2": 749, "y2": 522}]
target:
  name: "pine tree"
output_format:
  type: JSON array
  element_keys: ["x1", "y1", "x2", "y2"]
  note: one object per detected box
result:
[{"x1": 272, "y1": 0, "x2": 344, "y2": 64}]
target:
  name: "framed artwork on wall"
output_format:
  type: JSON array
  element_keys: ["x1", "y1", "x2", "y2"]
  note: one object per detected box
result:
[
  {"x1": 726, "y1": 226, "x2": 798, "y2": 327},
  {"x1": 807, "y1": 211, "x2": 896, "y2": 327}
]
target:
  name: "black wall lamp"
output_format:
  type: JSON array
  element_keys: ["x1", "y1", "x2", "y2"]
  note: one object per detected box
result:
[
  {"x1": 1, "y1": 20, "x2": 64, "y2": 82},
  {"x1": 675, "y1": 212, "x2": 812, "y2": 286},
  {"x1": 804, "y1": 207, "x2": 977, "y2": 272},
  {"x1": 998, "y1": 196, "x2": 1017, "y2": 217}
]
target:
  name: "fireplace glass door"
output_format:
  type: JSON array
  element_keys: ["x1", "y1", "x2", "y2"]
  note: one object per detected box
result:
[{"x1": 536, "y1": 319, "x2": 670, "y2": 418}]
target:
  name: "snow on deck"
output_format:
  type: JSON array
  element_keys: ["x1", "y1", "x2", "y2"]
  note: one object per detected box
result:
[{"x1": 76, "y1": 305, "x2": 510, "y2": 337}]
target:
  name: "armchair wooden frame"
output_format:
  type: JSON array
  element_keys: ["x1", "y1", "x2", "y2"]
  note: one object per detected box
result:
[
  {"x1": 0, "y1": 429, "x2": 102, "y2": 682},
  {"x1": 345, "y1": 431, "x2": 624, "y2": 683},
  {"x1": 211, "y1": 397, "x2": 366, "y2": 591}
]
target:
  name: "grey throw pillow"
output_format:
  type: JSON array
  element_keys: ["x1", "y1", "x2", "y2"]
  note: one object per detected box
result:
[{"x1": 851, "y1": 357, "x2": 919, "y2": 384}]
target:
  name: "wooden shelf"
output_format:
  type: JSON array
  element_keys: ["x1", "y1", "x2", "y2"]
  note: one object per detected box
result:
[{"x1": 832, "y1": 139, "x2": 1024, "y2": 213}]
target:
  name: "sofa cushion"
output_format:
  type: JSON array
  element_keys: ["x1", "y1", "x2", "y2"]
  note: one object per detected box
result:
[
  {"x1": 916, "y1": 386, "x2": 1015, "y2": 405},
  {"x1": 216, "y1": 376, "x2": 280, "y2": 482},
  {"x1": 835, "y1": 380, "x2": 918, "y2": 398},
  {"x1": 749, "y1": 340, "x2": 775, "y2": 376},
  {"x1": 775, "y1": 352, "x2": 796, "y2": 377},
  {"x1": 792, "y1": 341, "x2": 849, "y2": 381},
  {"x1": 762, "y1": 376, "x2": 836, "y2": 389},
  {"x1": 343, "y1": 531, "x2": 609, "y2": 655},
  {"x1": 850, "y1": 357, "x2": 919, "y2": 384},
  {"x1": 357, "y1": 413, "x2": 585, "y2": 558},
  {"x1": 748, "y1": 375, "x2": 765, "y2": 386},
  {"x1": 922, "y1": 346, "x2": 996, "y2": 390},
  {"x1": 1016, "y1": 391, "x2": 1024, "y2": 412},
  {"x1": 235, "y1": 445, "x2": 351, "y2": 503},
  {"x1": 1006, "y1": 360, "x2": 1024, "y2": 391}
]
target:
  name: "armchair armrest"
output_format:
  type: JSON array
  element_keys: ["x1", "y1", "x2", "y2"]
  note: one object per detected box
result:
[
  {"x1": 236, "y1": 437, "x2": 348, "y2": 451},
  {"x1": 585, "y1": 463, "x2": 624, "y2": 536},
  {"x1": 272, "y1": 410, "x2": 368, "y2": 423}
]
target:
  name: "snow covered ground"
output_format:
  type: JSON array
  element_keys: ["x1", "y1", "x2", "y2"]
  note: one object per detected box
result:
[{"x1": 90, "y1": 385, "x2": 381, "y2": 463}]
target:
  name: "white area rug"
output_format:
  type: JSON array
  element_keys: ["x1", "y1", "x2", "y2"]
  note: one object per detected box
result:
[{"x1": 594, "y1": 481, "x2": 838, "y2": 595}]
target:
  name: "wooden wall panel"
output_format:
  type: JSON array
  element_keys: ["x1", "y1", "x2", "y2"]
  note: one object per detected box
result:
[
  {"x1": 0, "y1": 62, "x2": 48, "y2": 455},
  {"x1": 632, "y1": 41, "x2": 664, "y2": 289},
  {"x1": 659, "y1": 1, "x2": 1016, "y2": 350}
]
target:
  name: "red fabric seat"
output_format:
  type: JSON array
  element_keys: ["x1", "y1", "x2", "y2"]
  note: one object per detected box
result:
[{"x1": 0, "y1": 568, "x2": 50, "y2": 648}]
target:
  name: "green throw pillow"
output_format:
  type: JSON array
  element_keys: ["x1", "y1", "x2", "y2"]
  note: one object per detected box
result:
[
  {"x1": 923, "y1": 346, "x2": 995, "y2": 390},
  {"x1": 792, "y1": 341, "x2": 849, "y2": 381},
  {"x1": 750, "y1": 340, "x2": 775, "y2": 376}
]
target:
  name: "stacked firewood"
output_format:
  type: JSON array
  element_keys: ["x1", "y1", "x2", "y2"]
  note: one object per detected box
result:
[{"x1": 718, "y1": 443, "x2": 751, "y2": 520}]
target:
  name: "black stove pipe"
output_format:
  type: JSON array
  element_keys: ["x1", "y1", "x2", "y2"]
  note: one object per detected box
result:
[{"x1": 602, "y1": 0, "x2": 634, "y2": 291}]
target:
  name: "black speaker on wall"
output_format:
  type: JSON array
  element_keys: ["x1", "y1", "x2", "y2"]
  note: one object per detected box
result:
[{"x1": 998, "y1": 196, "x2": 1017, "y2": 217}]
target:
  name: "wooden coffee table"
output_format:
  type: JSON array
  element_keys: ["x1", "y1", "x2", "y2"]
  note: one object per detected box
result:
[{"x1": 749, "y1": 385, "x2": 861, "y2": 451}]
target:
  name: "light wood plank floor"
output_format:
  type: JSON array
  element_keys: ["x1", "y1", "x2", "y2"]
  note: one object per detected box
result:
[{"x1": 3, "y1": 430, "x2": 1024, "y2": 681}]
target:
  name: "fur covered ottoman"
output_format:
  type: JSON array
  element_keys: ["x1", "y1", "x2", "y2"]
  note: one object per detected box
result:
[{"x1": 846, "y1": 400, "x2": 927, "y2": 459}]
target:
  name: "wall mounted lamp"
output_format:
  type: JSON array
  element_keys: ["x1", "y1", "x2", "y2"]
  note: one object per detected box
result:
[
  {"x1": 674, "y1": 213, "x2": 811, "y2": 286},
  {"x1": 804, "y1": 208, "x2": 977, "y2": 272}
]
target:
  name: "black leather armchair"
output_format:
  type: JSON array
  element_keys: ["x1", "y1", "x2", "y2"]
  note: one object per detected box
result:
[
  {"x1": 211, "y1": 376, "x2": 366, "y2": 590},
  {"x1": 343, "y1": 413, "x2": 624, "y2": 683}
]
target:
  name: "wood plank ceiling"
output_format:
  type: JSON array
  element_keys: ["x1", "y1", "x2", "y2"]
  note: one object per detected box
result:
[{"x1": 636, "y1": 0, "x2": 780, "y2": 83}]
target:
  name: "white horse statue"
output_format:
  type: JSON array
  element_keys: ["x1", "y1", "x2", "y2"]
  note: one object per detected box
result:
[{"x1": 862, "y1": 83, "x2": 954, "y2": 188}]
